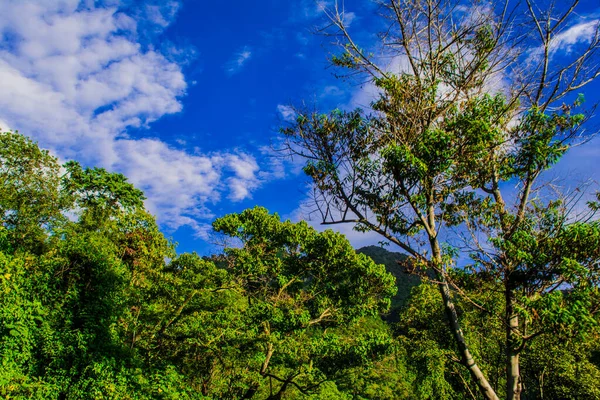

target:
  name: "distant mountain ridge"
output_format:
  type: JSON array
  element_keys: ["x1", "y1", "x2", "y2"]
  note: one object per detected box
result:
[{"x1": 357, "y1": 245, "x2": 421, "y2": 318}]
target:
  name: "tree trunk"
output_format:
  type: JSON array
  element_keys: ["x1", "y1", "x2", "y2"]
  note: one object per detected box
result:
[
  {"x1": 430, "y1": 236, "x2": 499, "y2": 400},
  {"x1": 506, "y1": 290, "x2": 522, "y2": 400},
  {"x1": 439, "y1": 280, "x2": 500, "y2": 400}
]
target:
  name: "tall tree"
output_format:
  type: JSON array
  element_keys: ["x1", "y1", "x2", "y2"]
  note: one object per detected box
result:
[
  {"x1": 0, "y1": 131, "x2": 65, "y2": 252},
  {"x1": 281, "y1": 1, "x2": 600, "y2": 398},
  {"x1": 212, "y1": 207, "x2": 397, "y2": 399}
]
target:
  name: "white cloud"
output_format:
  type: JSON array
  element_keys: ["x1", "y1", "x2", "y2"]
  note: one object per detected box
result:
[
  {"x1": 277, "y1": 104, "x2": 297, "y2": 122},
  {"x1": 298, "y1": 0, "x2": 331, "y2": 20},
  {"x1": 296, "y1": 32, "x2": 310, "y2": 46},
  {"x1": 347, "y1": 35, "x2": 510, "y2": 110},
  {"x1": 348, "y1": 54, "x2": 412, "y2": 109},
  {"x1": 320, "y1": 85, "x2": 344, "y2": 99},
  {"x1": 0, "y1": 0, "x2": 266, "y2": 237},
  {"x1": 551, "y1": 20, "x2": 599, "y2": 53},
  {"x1": 525, "y1": 17, "x2": 600, "y2": 65},
  {"x1": 225, "y1": 46, "x2": 252, "y2": 75},
  {"x1": 223, "y1": 153, "x2": 261, "y2": 201},
  {"x1": 257, "y1": 140, "x2": 306, "y2": 181},
  {"x1": 0, "y1": 119, "x2": 11, "y2": 132},
  {"x1": 294, "y1": 0, "x2": 355, "y2": 29},
  {"x1": 144, "y1": 1, "x2": 180, "y2": 28},
  {"x1": 342, "y1": 11, "x2": 356, "y2": 27}
]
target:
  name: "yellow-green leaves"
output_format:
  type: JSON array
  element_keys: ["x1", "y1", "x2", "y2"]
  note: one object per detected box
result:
[{"x1": 210, "y1": 207, "x2": 397, "y2": 396}]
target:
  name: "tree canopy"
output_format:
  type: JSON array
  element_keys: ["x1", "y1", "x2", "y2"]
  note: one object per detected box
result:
[
  {"x1": 0, "y1": 131, "x2": 400, "y2": 399},
  {"x1": 2, "y1": 1, "x2": 600, "y2": 399}
]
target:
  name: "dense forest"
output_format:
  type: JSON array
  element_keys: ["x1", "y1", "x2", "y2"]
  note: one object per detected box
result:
[
  {"x1": 3, "y1": 0, "x2": 600, "y2": 398},
  {"x1": 0, "y1": 131, "x2": 599, "y2": 398}
]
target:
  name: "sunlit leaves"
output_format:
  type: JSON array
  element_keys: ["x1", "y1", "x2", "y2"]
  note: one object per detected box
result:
[
  {"x1": 212, "y1": 206, "x2": 397, "y2": 395},
  {"x1": 63, "y1": 161, "x2": 145, "y2": 211},
  {"x1": 0, "y1": 132, "x2": 65, "y2": 251}
]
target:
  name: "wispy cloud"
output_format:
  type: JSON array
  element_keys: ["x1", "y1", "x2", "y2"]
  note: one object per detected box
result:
[
  {"x1": 296, "y1": 32, "x2": 310, "y2": 46},
  {"x1": 0, "y1": 119, "x2": 11, "y2": 131},
  {"x1": 550, "y1": 20, "x2": 599, "y2": 54},
  {"x1": 320, "y1": 85, "x2": 345, "y2": 99},
  {"x1": 144, "y1": 1, "x2": 180, "y2": 28},
  {"x1": 525, "y1": 15, "x2": 600, "y2": 63},
  {"x1": 277, "y1": 104, "x2": 297, "y2": 122},
  {"x1": 225, "y1": 46, "x2": 252, "y2": 75},
  {"x1": 342, "y1": 11, "x2": 356, "y2": 27},
  {"x1": 293, "y1": 0, "x2": 356, "y2": 28},
  {"x1": 287, "y1": 0, "x2": 330, "y2": 22},
  {"x1": 301, "y1": 0, "x2": 330, "y2": 19}
]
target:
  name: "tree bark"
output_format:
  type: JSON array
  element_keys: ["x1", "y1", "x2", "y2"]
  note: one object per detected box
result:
[
  {"x1": 439, "y1": 279, "x2": 500, "y2": 400},
  {"x1": 506, "y1": 290, "x2": 522, "y2": 400},
  {"x1": 431, "y1": 237, "x2": 499, "y2": 400},
  {"x1": 266, "y1": 381, "x2": 289, "y2": 400}
]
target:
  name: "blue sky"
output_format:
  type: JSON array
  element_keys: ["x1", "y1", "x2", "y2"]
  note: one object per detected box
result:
[{"x1": 0, "y1": 0, "x2": 599, "y2": 255}]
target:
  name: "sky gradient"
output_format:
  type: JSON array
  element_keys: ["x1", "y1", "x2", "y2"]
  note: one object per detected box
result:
[{"x1": 1, "y1": 0, "x2": 599, "y2": 255}]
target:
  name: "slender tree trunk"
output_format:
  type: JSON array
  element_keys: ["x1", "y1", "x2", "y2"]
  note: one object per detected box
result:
[
  {"x1": 243, "y1": 343, "x2": 274, "y2": 399},
  {"x1": 431, "y1": 238, "x2": 499, "y2": 400},
  {"x1": 424, "y1": 194, "x2": 498, "y2": 400},
  {"x1": 506, "y1": 290, "x2": 522, "y2": 400},
  {"x1": 439, "y1": 279, "x2": 500, "y2": 400}
]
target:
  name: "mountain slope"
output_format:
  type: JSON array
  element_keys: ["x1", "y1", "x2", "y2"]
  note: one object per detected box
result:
[{"x1": 357, "y1": 245, "x2": 420, "y2": 318}]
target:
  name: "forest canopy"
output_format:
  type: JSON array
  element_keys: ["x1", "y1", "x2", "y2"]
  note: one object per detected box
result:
[
  {"x1": 0, "y1": 130, "x2": 403, "y2": 399},
  {"x1": 1, "y1": 128, "x2": 599, "y2": 399},
  {"x1": 2, "y1": 0, "x2": 600, "y2": 399}
]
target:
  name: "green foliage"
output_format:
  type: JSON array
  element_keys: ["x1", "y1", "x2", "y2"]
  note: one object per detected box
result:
[
  {"x1": 521, "y1": 328, "x2": 600, "y2": 399},
  {"x1": 0, "y1": 132, "x2": 403, "y2": 398},
  {"x1": 3, "y1": 49, "x2": 600, "y2": 399},
  {"x1": 210, "y1": 207, "x2": 397, "y2": 397},
  {"x1": 396, "y1": 284, "x2": 463, "y2": 399},
  {"x1": 281, "y1": 1, "x2": 600, "y2": 397},
  {"x1": 63, "y1": 160, "x2": 145, "y2": 211},
  {"x1": 0, "y1": 130, "x2": 164, "y2": 398},
  {"x1": 0, "y1": 132, "x2": 65, "y2": 251},
  {"x1": 214, "y1": 207, "x2": 396, "y2": 321}
]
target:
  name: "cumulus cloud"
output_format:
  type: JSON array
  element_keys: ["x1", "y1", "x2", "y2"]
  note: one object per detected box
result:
[
  {"x1": 0, "y1": 0, "x2": 267, "y2": 238},
  {"x1": 222, "y1": 153, "x2": 261, "y2": 201}
]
